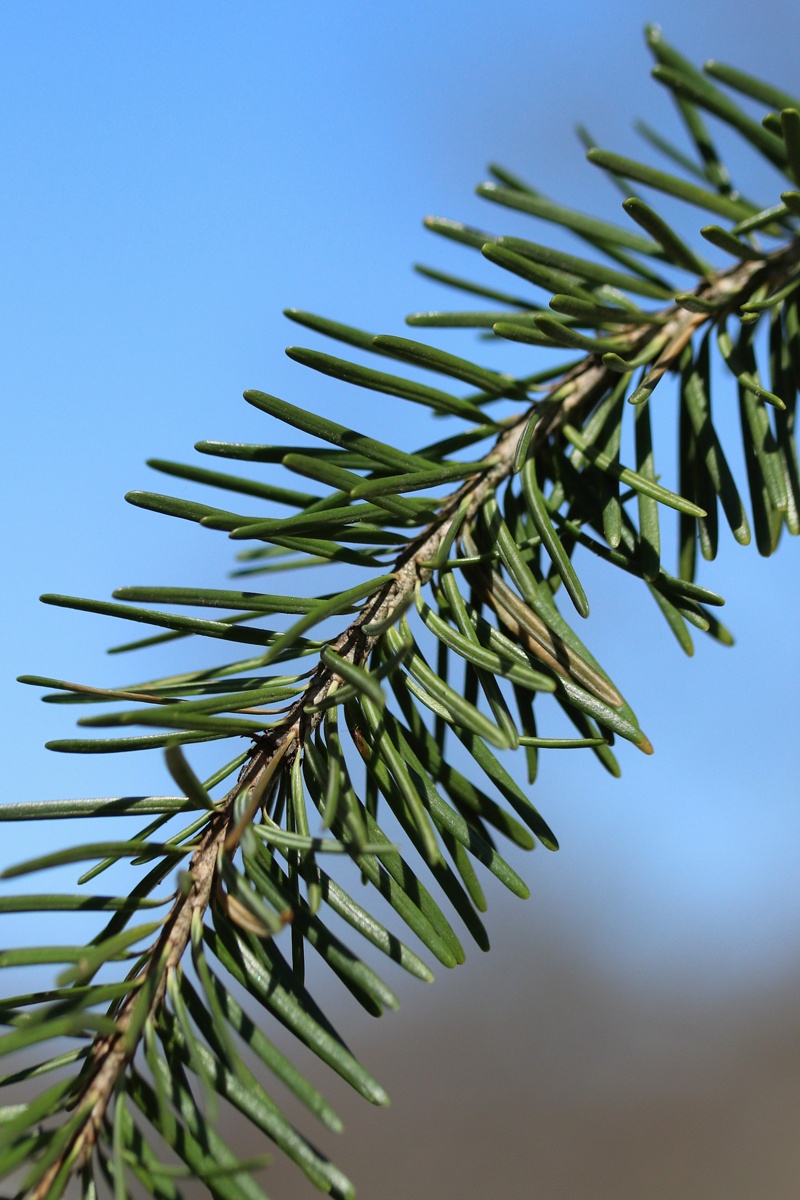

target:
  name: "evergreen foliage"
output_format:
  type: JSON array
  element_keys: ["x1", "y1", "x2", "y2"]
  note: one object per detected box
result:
[{"x1": 3, "y1": 25, "x2": 799, "y2": 1199}]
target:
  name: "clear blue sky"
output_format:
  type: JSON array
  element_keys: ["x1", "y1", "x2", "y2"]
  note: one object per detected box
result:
[{"x1": 3, "y1": 1, "x2": 800, "y2": 998}]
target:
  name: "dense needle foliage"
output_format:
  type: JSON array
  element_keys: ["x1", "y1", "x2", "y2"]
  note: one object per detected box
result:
[{"x1": 3, "y1": 26, "x2": 799, "y2": 1200}]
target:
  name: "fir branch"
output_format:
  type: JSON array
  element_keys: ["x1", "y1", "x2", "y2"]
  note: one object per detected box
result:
[
  {"x1": 8, "y1": 32, "x2": 800, "y2": 1198},
  {"x1": 30, "y1": 218, "x2": 800, "y2": 1195}
]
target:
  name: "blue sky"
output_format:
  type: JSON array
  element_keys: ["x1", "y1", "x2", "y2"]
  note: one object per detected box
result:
[{"x1": 3, "y1": 1, "x2": 800, "y2": 997}]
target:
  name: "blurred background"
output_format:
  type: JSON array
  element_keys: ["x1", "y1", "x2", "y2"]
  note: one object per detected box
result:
[{"x1": 2, "y1": 2, "x2": 800, "y2": 1196}]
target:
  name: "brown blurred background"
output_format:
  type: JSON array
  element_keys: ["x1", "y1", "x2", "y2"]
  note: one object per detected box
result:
[{"x1": 222, "y1": 909, "x2": 800, "y2": 1200}]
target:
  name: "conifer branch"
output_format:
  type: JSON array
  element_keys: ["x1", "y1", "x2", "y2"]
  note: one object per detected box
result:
[
  {"x1": 32, "y1": 222, "x2": 800, "y2": 1199},
  {"x1": 6, "y1": 31, "x2": 800, "y2": 1199}
]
